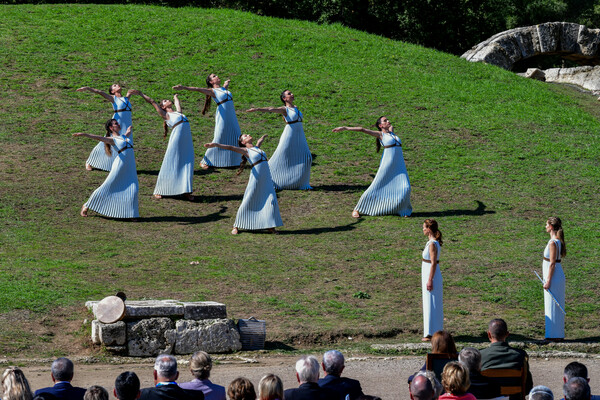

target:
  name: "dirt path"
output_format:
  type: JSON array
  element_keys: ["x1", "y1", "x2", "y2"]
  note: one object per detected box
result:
[{"x1": 18, "y1": 355, "x2": 600, "y2": 400}]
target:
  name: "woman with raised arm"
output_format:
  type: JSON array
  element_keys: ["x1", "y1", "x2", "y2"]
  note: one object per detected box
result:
[
  {"x1": 73, "y1": 119, "x2": 139, "y2": 219},
  {"x1": 421, "y1": 219, "x2": 443, "y2": 341},
  {"x1": 139, "y1": 92, "x2": 194, "y2": 201},
  {"x1": 76, "y1": 84, "x2": 140, "y2": 171},
  {"x1": 332, "y1": 116, "x2": 412, "y2": 218},
  {"x1": 246, "y1": 89, "x2": 312, "y2": 190},
  {"x1": 542, "y1": 216, "x2": 566, "y2": 341},
  {"x1": 173, "y1": 74, "x2": 241, "y2": 169},
  {"x1": 204, "y1": 134, "x2": 282, "y2": 234}
]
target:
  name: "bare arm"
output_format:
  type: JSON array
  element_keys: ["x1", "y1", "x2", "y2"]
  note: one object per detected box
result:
[
  {"x1": 204, "y1": 142, "x2": 248, "y2": 156},
  {"x1": 172, "y1": 85, "x2": 215, "y2": 97},
  {"x1": 173, "y1": 94, "x2": 181, "y2": 113},
  {"x1": 544, "y1": 242, "x2": 557, "y2": 290},
  {"x1": 332, "y1": 126, "x2": 382, "y2": 139},
  {"x1": 138, "y1": 91, "x2": 168, "y2": 120},
  {"x1": 427, "y1": 242, "x2": 438, "y2": 292},
  {"x1": 124, "y1": 126, "x2": 133, "y2": 138},
  {"x1": 223, "y1": 79, "x2": 230, "y2": 89},
  {"x1": 256, "y1": 135, "x2": 268, "y2": 148},
  {"x1": 126, "y1": 89, "x2": 141, "y2": 98},
  {"x1": 246, "y1": 106, "x2": 286, "y2": 115},
  {"x1": 72, "y1": 132, "x2": 114, "y2": 144},
  {"x1": 76, "y1": 86, "x2": 113, "y2": 102}
]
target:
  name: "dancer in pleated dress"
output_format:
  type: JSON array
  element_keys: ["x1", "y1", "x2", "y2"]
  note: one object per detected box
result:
[
  {"x1": 74, "y1": 119, "x2": 139, "y2": 219},
  {"x1": 542, "y1": 216, "x2": 566, "y2": 340},
  {"x1": 332, "y1": 116, "x2": 412, "y2": 218},
  {"x1": 246, "y1": 89, "x2": 312, "y2": 190},
  {"x1": 76, "y1": 84, "x2": 140, "y2": 171},
  {"x1": 421, "y1": 219, "x2": 443, "y2": 341},
  {"x1": 173, "y1": 74, "x2": 241, "y2": 169},
  {"x1": 204, "y1": 134, "x2": 282, "y2": 235},
  {"x1": 139, "y1": 92, "x2": 194, "y2": 200}
]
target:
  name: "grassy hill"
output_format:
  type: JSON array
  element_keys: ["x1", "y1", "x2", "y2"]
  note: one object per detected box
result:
[{"x1": 1, "y1": 4, "x2": 599, "y2": 357}]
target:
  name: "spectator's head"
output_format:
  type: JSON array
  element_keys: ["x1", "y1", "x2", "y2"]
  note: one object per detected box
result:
[
  {"x1": 458, "y1": 347, "x2": 482, "y2": 374},
  {"x1": 564, "y1": 377, "x2": 591, "y2": 400},
  {"x1": 564, "y1": 362, "x2": 589, "y2": 383},
  {"x1": 431, "y1": 331, "x2": 457, "y2": 354},
  {"x1": 295, "y1": 355, "x2": 320, "y2": 384},
  {"x1": 84, "y1": 386, "x2": 108, "y2": 400},
  {"x1": 153, "y1": 355, "x2": 178, "y2": 383},
  {"x1": 441, "y1": 362, "x2": 470, "y2": 396},
  {"x1": 415, "y1": 371, "x2": 442, "y2": 400},
  {"x1": 410, "y1": 374, "x2": 435, "y2": 400},
  {"x1": 487, "y1": 318, "x2": 509, "y2": 342},
  {"x1": 227, "y1": 377, "x2": 256, "y2": 400},
  {"x1": 51, "y1": 358, "x2": 74, "y2": 382},
  {"x1": 258, "y1": 374, "x2": 283, "y2": 400},
  {"x1": 530, "y1": 386, "x2": 554, "y2": 400},
  {"x1": 189, "y1": 351, "x2": 212, "y2": 380},
  {"x1": 322, "y1": 350, "x2": 345, "y2": 377},
  {"x1": 114, "y1": 371, "x2": 141, "y2": 400},
  {"x1": 2, "y1": 367, "x2": 32, "y2": 400}
]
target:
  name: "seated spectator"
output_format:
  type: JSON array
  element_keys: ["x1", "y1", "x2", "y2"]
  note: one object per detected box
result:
[
  {"x1": 227, "y1": 378, "x2": 255, "y2": 400},
  {"x1": 318, "y1": 350, "x2": 364, "y2": 400},
  {"x1": 564, "y1": 377, "x2": 591, "y2": 400},
  {"x1": 258, "y1": 374, "x2": 283, "y2": 400},
  {"x1": 139, "y1": 354, "x2": 204, "y2": 400},
  {"x1": 439, "y1": 362, "x2": 475, "y2": 400},
  {"x1": 180, "y1": 352, "x2": 226, "y2": 400},
  {"x1": 415, "y1": 371, "x2": 443, "y2": 400},
  {"x1": 409, "y1": 331, "x2": 458, "y2": 385},
  {"x1": 2, "y1": 367, "x2": 33, "y2": 400},
  {"x1": 458, "y1": 347, "x2": 501, "y2": 399},
  {"x1": 563, "y1": 362, "x2": 600, "y2": 400},
  {"x1": 410, "y1": 375, "x2": 435, "y2": 400},
  {"x1": 83, "y1": 386, "x2": 108, "y2": 400},
  {"x1": 34, "y1": 358, "x2": 87, "y2": 400},
  {"x1": 284, "y1": 356, "x2": 336, "y2": 400},
  {"x1": 114, "y1": 372, "x2": 140, "y2": 400},
  {"x1": 530, "y1": 386, "x2": 554, "y2": 400}
]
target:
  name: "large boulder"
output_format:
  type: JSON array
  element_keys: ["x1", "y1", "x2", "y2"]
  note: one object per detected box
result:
[
  {"x1": 174, "y1": 319, "x2": 242, "y2": 354},
  {"x1": 127, "y1": 318, "x2": 176, "y2": 357}
]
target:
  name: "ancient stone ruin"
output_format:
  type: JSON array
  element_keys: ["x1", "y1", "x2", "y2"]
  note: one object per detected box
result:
[{"x1": 86, "y1": 299, "x2": 242, "y2": 356}]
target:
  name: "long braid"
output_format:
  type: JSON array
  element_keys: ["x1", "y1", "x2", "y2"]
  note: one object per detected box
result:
[
  {"x1": 236, "y1": 136, "x2": 248, "y2": 176},
  {"x1": 103, "y1": 118, "x2": 116, "y2": 156},
  {"x1": 374, "y1": 116, "x2": 384, "y2": 153},
  {"x1": 201, "y1": 74, "x2": 213, "y2": 115},
  {"x1": 424, "y1": 218, "x2": 443, "y2": 246},
  {"x1": 548, "y1": 217, "x2": 566, "y2": 258}
]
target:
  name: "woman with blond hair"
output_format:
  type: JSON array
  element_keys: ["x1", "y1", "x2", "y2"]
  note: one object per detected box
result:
[
  {"x1": 180, "y1": 351, "x2": 226, "y2": 400},
  {"x1": 439, "y1": 362, "x2": 475, "y2": 400},
  {"x1": 422, "y1": 219, "x2": 443, "y2": 341},
  {"x1": 2, "y1": 367, "x2": 33, "y2": 400},
  {"x1": 542, "y1": 216, "x2": 566, "y2": 341},
  {"x1": 258, "y1": 374, "x2": 283, "y2": 400}
]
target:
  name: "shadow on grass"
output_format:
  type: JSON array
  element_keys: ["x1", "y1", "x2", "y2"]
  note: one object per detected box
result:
[
  {"x1": 278, "y1": 220, "x2": 362, "y2": 235},
  {"x1": 137, "y1": 169, "x2": 159, "y2": 176},
  {"x1": 194, "y1": 194, "x2": 244, "y2": 203},
  {"x1": 111, "y1": 206, "x2": 229, "y2": 224},
  {"x1": 312, "y1": 184, "x2": 370, "y2": 192},
  {"x1": 411, "y1": 201, "x2": 495, "y2": 218}
]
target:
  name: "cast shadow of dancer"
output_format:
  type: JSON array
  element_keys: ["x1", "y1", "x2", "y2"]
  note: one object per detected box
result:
[
  {"x1": 277, "y1": 219, "x2": 362, "y2": 235},
  {"x1": 411, "y1": 200, "x2": 495, "y2": 218},
  {"x1": 120, "y1": 206, "x2": 228, "y2": 224}
]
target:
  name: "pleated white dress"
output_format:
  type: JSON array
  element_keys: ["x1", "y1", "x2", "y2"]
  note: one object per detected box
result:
[
  {"x1": 542, "y1": 239, "x2": 565, "y2": 339},
  {"x1": 268, "y1": 107, "x2": 312, "y2": 190},
  {"x1": 153, "y1": 112, "x2": 194, "y2": 196},
  {"x1": 355, "y1": 132, "x2": 412, "y2": 216},
  {"x1": 84, "y1": 135, "x2": 139, "y2": 218},
  {"x1": 202, "y1": 87, "x2": 242, "y2": 167},
  {"x1": 86, "y1": 96, "x2": 133, "y2": 171},
  {"x1": 234, "y1": 147, "x2": 283, "y2": 230},
  {"x1": 422, "y1": 239, "x2": 443, "y2": 336}
]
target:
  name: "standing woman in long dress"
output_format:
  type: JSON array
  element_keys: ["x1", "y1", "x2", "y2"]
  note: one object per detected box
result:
[
  {"x1": 421, "y1": 219, "x2": 443, "y2": 341},
  {"x1": 542, "y1": 216, "x2": 566, "y2": 340},
  {"x1": 76, "y1": 84, "x2": 140, "y2": 171},
  {"x1": 73, "y1": 119, "x2": 139, "y2": 219},
  {"x1": 246, "y1": 89, "x2": 312, "y2": 190},
  {"x1": 173, "y1": 74, "x2": 242, "y2": 169},
  {"x1": 204, "y1": 134, "x2": 283, "y2": 235},
  {"x1": 139, "y1": 92, "x2": 195, "y2": 201},
  {"x1": 332, "y1": 116, "x2": 412, "y2": 218}
]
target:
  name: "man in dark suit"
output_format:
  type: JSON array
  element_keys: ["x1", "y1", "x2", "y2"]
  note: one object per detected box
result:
[
  {"x1": 317, "y1": 350, "x2": 364, "y2": 400},
  {"x1": 480, "y1": 319, "x2": 533, "y2": 397},
  {"x1": 34, "y1": 358, "x2": 87, "y2": 400},
  {"x1": 284, "y1": 356, "x2": 337, "y2": 400},
  {"x1": 139, "y1": 355, "x2": 204, "y2": 400}
]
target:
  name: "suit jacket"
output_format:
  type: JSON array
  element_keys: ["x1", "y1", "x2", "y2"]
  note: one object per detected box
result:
[
  {"x1": 466, "y1": 371, "x2": 502, "y2": 399},
  {"x1": 480, "y1": 342, "x2": 533, "y2": 398},
  {"x1": 139, "y1": 383, "x2": 205, "y2": 400},
  {"x1": 179, "y1": 379, "x2": 225, "y2": 400},
  {"x1": 34, "y1": 382, "x2": 87, "y2": 400},
  {"x1": 284, "y1": 382, "x2": 338, "y2": 400},
  {"x1": 318, "y1": 375, "x2": 364, "y2": 400}
]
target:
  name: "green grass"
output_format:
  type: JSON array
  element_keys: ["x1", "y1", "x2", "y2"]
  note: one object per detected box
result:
[{"x1": 1, "y1": 4, "x2": 600, "y2": 356}]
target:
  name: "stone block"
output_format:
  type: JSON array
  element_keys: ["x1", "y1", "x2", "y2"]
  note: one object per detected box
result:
[
  {"x1": 127, "y1": 317, "x2": 175, "y2": 357},
  {"x1": 560, "y1": 22, "x2": 581, "y2": 53},
  {"x1": 525, "y1": 68, "x2": 546, "y2": 81},
  {"x1": 105, "y1": 345, "x2": 127, "y2": 355},
  {"x1": 491, "y1": 35, "x2": 522, "y2": 64},
  {"x1": 578, "y1": 26, "x2": 600, "y2": 57},
  {"x1": 98, "y1": 321, "x2": 126, "y2": 346},
  {"x1": 479, "y1": 43, "x2": 512, "y2": 70},
  {"x1": 124, "y1": 300, "x2": 184, "y2": 319},
  {"x1": 174, "y1": 319, "x2": 241, "y2": 354},
  {"x1": 537, "y1": 22, "x2": 561, "y2": 53},
  {"x1": 511, "y1": 27, "x2": 541, "y2": 59},
  {"x1": 91, "y1": 320, "x2": 101, "y2": 345},
  {"x1": 182, "y1": 302, "x2": 227, "y2": 320}
]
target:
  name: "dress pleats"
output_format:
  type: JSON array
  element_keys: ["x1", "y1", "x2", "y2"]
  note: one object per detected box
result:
[{"x1": 202, "y1": 87, "x2": 242, "y2": 167}]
